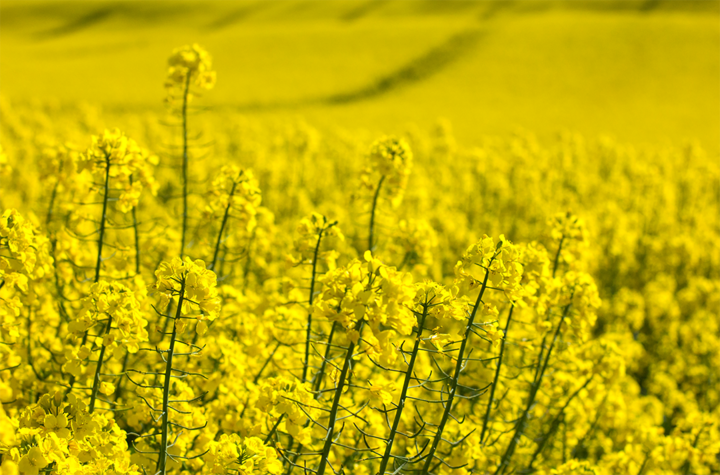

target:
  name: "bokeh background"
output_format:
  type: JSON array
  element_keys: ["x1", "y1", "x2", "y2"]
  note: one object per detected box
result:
[{"x1": 1, "y1": 0, "x2": 718, "y2": 152}]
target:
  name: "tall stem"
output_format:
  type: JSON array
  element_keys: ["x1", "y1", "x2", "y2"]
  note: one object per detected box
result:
[
  {"x1": 313, "y1": 321, "x2": 338, "y2": 395},
  {"x1": 526, "y1": 235, "x2": 565, "y2": 395},
  {"x1": 114, "y1": 349, "x2": 131, "y2": 401},
  {"x1": 26, "y1": 307, "x2": 34, "y2": 403},
  {"x1": 316, "y1": 322, "x2": 363, "y2": 475},
  {"x1": 552, "y1": 236, "x2": 564, "y2": 278},
  {"x1": 77, "y1": 151, "x2": 111, "y2": 402},
  {"x1": 210, "y1": 178, "x2": 239, "y2": 271},
  {"x1": 525, "y1": 375, "x2": 593, "y2": 471},
  {"x1": 479, "y1": 304, "x2": 514, "y2": 445},
  {"x1": 286, "y1": 319, "x2": 339, "y2": 475},
  {"x1": 368, "y1": 175, "x2": 385, "y2": 252},
  {"x1": 253, "y1": 341, "x2": 281, "y2": 385},
  {"x1": 377, "y1": 302, "x2": 430, "y2": 474},
  {"x1": 88, "y1": 315, "x2": 113, "y2": 413},
  {"x1": 265, "y1": 414, "x2": 285, "y2": 445},
  {"x1": 180, "y1": 74, "x2": 191, "y2": 257},
  {"x1": 157, "y1": 279, "x2": 186, "y2": 475},
  {"x1": 422, "y1": 266, "x2": 493, "y2": 473},
  {"x1": 95, "y1": 152, "x2": 111, "y2": 283},
  {"x1": 494, "y1": 303, "x2": 571, "y2": 475},
  {"x1": 303, "y1": 228, "x2": 325, "y2": 382}
]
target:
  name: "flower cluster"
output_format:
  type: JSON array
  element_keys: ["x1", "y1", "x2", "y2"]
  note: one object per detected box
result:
[
  {"x1": 205, "y1": 434, "x2": 283, "y2": 475},
  {"x1": 206, "y1": 165, "x2": 263, "y2": 233},
  {"x1": 67, "y1": 281, "x2": 148, "y2": 353},
  {"x1": 153, "y1": 257, "x2": 221, "y2": 333},
  {"x1": 0, "y1": 209, "x2": 54, "y2": 280},
  {"x1": 79, "y1": 128, "x2": 158, "y2": 213},
  {"x1": 165, "y1": 43, "x2": 216, "y2": 103},
  {"x1": 313, "y1": 251, "x2": 416, "y2": 366},
  {"x1": 0, "y1": 210, "x2": 54, "y2": 341},
  {"x1": 453, "y1": 234, "x2": 524, "y2": 301},
  {"x1": 387, "y1": 218, "x2": 438, "y2": 273},
  {"x1": 288, "y1": 212, "x2": 344, "y2": 267},
  {"x1": 1, "y1": 392, "x2": 139, "y2": 475},
  {"x1": 360, "y1": 136, "x2": 414, "y2": 208},
  {"x1": 548, "y1": 211, "x2": 589, "y2": 271},
  {"x1": 256, "y1": 377, "x2": 319, "y2": 445}
]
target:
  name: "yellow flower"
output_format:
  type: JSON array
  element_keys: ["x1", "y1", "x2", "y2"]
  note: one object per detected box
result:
[
  {"x1": 99, "y1": 382, "x2": 115, "y2": 396},
  {"x1": 44, "y1": 413, "x2": 71, "y2": 439},
  {"x1": 483, "y1": 320, "x2": 504, "y2": 349},
  {"x1": 367, "y1": 380, "x2": 396, "y2": 406},
  {"x1": 18, "y1": 447, "x2": 47, "y2": 475},
  {"x1": 0, "y1": 460, "x2": 18, "y2": 475},
  {"x1": 0, "y1": 209, "x2": 54, "y2": 279}
]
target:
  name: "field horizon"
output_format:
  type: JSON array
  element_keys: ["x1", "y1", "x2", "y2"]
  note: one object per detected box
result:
[{"x1": 1, "y1": 0, "x2": 718, "y2": 152}]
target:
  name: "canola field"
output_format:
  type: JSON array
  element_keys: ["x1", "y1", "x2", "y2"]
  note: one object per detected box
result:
[{"x1": 0, "y1": 1, "x2": 719, "y2": 474}]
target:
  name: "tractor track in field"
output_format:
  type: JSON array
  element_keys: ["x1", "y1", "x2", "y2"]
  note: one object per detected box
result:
[
  {"x1": 323, "y1": 27, "x2": 482, "y2": 104},
  {"x1": 230, "y1": 26, "x2": 484, "y2": 111},
  {"x1": 34, "y1": 7, "x2": 115, "y2": 40}
]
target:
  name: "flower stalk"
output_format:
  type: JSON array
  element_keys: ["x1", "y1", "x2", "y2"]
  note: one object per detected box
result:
[
  {"x1": 377, "y1": 299, "x2": 430, "y2": 474},
  {"x1": 157, "y1": 278, "x2": 186, "y2": 475},
  {"x1": 422, "y1": 262, "x2": 494, "y2": 473}
]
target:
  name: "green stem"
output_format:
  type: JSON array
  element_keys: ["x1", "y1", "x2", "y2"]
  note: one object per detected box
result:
[
  {"x1": 479, "y1": 304, "x2": 514, "y2": 445},
  {"x1": 316, "y1": 322, "x2": 363, "y2": 475},
  {"x1": 95, "y1": 152, "x2": 111, "y2": 283},
  {"x1": 26, "y1": 306, "x2": 33, "y2": 403},
  {"x1": 377, "y1": 301, "x2": 430, "y2": 475},
  {"x1": 157, "y1": 279, "x2": 186, "y2": 475},
  {"x1": 552, "y1": 236, "x2": 564, "y2": 278},
  {"x1": 396, "y1": 251, "x2": 411, "y2": 272},
  {"x1": 70, "y1": 151, "x2": 110, "y2": 397},
  {"x1": 313, "y1": 321, "x2": 338, "y2": 395},
  {"x1": 88, "y1": 315, "x2": 113, "y2": 413},
  {"x1": 287, "y1": 319, "x2": 340, "y2": 474},
  {"x1": 130, "y1": 175, "x2": 141, "y2": 275},
  {"x1": 265, "y1": 414, "x2": 285, "y2": 445},
  {"x1": 528, "y1": 236, "x2": 564, "y2": 397},
  {"x1": 51, "y1": 239, "x2": 70, "y2": 336},
  {"x1": 114, "y1": 348, "x2": 131, "y2": 401},
  {"x1": 303, "y1": 227, "x2": 326, "y2": 383},
  {"x1": 238, "y1": 341, "x2": 283, "y2": 420},
  {"x1": 525, "y1": 375, "x2": 594, "y2": 471},
  {"x1": 570, "y1": 395, "x2": 607, "y2": 458},
  {"x1": 368, "y1": 175, "x2": 385, "y2": 252},
  {"x1": 422, "y1": 266, "x2": 493, "y2": 473},
  {"x1": 254, "y1": 341, "x2": 281, "y2": 385},
  {"x1": 210, "y1": 177, "x2": 239, "y2": 271},
  {"x1": 494, "y1": 303, "x2": 572, "y2": 475}
]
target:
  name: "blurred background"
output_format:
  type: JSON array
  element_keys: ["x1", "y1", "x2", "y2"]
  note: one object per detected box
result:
[{"x1": 1, "y1": 0, "x2": 718, "y2": 152}]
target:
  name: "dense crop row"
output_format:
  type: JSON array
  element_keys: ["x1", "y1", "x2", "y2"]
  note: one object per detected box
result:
[{"x1": 0, "y1": 45, "x2": 718, "y2": 475}]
